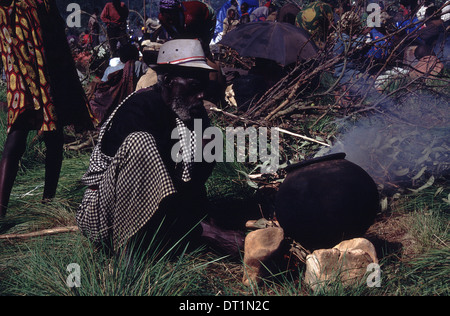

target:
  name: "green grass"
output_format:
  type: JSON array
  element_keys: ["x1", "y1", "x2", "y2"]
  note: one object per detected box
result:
[
  {"x1": 0, "y1": 82, "x2": 449, "y2": 296},
  {"x1": 0, "y1": 120, "x2": 448, "y2": 296},
  {"x1": 393, "y1": 185, "x2": 449, "y2": 252},
  {"x1": 0, "y1": 156, "x2": 246, "y2": 296},
  {"x1": 0, "y1": 228, "x2": 220, "y2": 296}
]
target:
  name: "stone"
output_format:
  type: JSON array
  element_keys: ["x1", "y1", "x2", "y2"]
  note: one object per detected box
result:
[
  {"x1": 337, "y1": 248, "x2": 375, "y2": 287},
  {"x1": 334, "y1": 238, "x2": 378, "y2": 264},
  {"x1": 304, "y1": 248, "x2": 341, "y2": 290},
  {"x1": 304, "y1": 238, "x2": 378, "y2": 291},
  {"x1": 242, "y1": 227, "x2": 285, "y2": 286}
]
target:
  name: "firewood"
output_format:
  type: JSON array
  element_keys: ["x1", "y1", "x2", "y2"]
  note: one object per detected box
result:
[{"x1": 0, "y1": 226, "x2": 79, "y2": 240}]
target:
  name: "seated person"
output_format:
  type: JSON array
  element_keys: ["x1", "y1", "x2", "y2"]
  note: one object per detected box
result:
[
  {"x1": 277, "y1": 3, "x2": 300, "y2": 25},
  {"x1": 90, "y1": 44, "x2": 147, "y2": 124},
  {"x1": 415, "y1": 6, "x2": 445, "y2": 49},
  {"x1": 135, "y1": 40, "x2": 161, "y2": 90},
  {"x1": 250, "y1": 3, "x2": 277, "y2": 22},
  {"x1": 102, "y1": 44, "x2": 146, "y2": 82},
  {"x1": 239, "y1": 2, "x2": 251, "y2": 24},
  {"x1": 231, "y1": 58, "x2": 286, "y2": 111},
  {"x1": 409, "y1": 44, "x2": 444, "y2": 78},
  {"x1": 77, "y1": 39, "x2": 244, "y2": 255}
]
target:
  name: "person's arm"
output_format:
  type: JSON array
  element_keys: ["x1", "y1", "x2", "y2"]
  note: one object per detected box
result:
[
  {"x1": 100, "y1": 5, "x2": 109, "y2": 23},
  {"x1": 416, "y1": 24, "x2": 437, "y2": 45},
  {"x1": 123, "y1": 4, "x2": 129, "y2": 19},
  {"x1": 88, "y1": 16, "x2": 95, "y2": 30},
  {"x1": 223, "y1": 19, "x2": 229, "y2": 34}
]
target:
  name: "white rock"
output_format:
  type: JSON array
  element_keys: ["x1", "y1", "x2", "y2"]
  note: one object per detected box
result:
[{"x1": 304, "y1": 238, "x2": 378, "y2": 291}]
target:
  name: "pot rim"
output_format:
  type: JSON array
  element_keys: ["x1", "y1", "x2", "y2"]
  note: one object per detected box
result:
[{"x1": 284, "y1": 152, "x2": 347, "y2": 173}]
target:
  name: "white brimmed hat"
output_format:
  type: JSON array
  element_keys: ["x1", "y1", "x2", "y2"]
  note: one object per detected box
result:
[{"x1": 155, "y1": 39, "x2": 215, "y2": 72}]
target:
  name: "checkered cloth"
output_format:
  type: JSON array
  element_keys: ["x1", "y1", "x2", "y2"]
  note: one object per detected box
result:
[
  {"x1": 174, "y1": 118, "x2": 197, "y2": 182},
  {"x1": 76, "y1": 92, "x2": 197, "y2": 250}
]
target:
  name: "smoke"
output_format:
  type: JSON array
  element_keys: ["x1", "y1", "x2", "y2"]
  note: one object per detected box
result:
[{"x1": 317, "y1": 92, "x2": 450, "y2": 195}]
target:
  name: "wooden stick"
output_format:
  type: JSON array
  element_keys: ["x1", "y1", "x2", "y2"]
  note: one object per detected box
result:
[
  {"x1": 65, "y1": 138, "x2": 96, "y2": 151},
  {"x1": 265, "y1": 79, "x2": 305, "y2": 121},
  {"x1": 209, "y1": 107, "x2": 331, "y2": 147},
  {"x1": 0, "y1": 226, "x2": 79, "y2": 240},
  {"x1": 209, "y1": 106, "x2": 260, "y2": 125},
  {"x1": 274, "y1": 127, "x2": 331, "y2": 147}
]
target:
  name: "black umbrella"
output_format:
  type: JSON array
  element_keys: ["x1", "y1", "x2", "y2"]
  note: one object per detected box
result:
[{"x1": 219, "y1": 21, "x2": 319, "y2": 66}]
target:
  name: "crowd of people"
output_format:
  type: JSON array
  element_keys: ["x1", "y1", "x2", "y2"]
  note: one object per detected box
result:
[
  {"x1": 0, "y1": 0, "x2": 448, "y2": 256},
  {"x1": 67, "y1": 0, "x2": 450, "y2": 109}
]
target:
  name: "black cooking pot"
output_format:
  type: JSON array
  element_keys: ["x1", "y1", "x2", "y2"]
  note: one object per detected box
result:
[{"x1": 275, "y1": 153, "x2": 379, "y2": 250}]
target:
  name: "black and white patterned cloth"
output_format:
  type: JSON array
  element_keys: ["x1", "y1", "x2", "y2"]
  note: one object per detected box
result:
[
  {"x1": 174, "y1": 117, "x2": 197, "y2": 182},
  {"x1": 76, "y1": 91, "x2": 197, "y2": 250}
]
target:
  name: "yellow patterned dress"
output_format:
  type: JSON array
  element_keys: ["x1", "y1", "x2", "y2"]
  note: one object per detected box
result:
[{"x1": 0, "y1": 0, "x2": 94, "y2": 133}]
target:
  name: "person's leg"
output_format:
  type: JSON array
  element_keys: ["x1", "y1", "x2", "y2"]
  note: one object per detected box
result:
[
  {"x1": 107, "y1": 27, "x2": 119, "y2": 57},
  {"x1": 199, "y1": 220, "x2": 245, "y2": 258},
  {"x1": 0, "y1": 129, "x2": 29, "y2": 217},
  {"x1": 139, "y1": 192, "x2": 205, "y2": 252},
  {"x1": 83, "y1": 132, "x2": 178, "y2": 250},
  {"x1": 92, "y1": 34, "x2": 100, "y2": 47},
  {"x1": 118, "y1": 28, "x2": 129, "y2": 48},
  {"x1": 42, "y1": 129, "x2": 64, "y2": 201}
]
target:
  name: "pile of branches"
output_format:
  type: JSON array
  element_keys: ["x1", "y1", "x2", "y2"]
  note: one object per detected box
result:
[
  {"x1": 212, "y1": 2, "x2": 450, "y2": 194},
  {"x1": 219, "y1": 3, "x2": 449, "y2": 127}
]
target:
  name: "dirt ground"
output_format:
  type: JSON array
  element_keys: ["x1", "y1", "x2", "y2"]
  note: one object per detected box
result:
[{"x1": 364, "y1": 212, "x2": 420, "y2": 260}]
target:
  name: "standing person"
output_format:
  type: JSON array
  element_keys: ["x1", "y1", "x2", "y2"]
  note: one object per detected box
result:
[
  {"x1": 77, "y1": 39, "x2": 244, "y2": 255},
  {"x1": 250, "y1": 2, "x2": 277, "y2": 22},
  {"x1": 158, "y1": 0, "x2": 216, "y2": 57},
  {"x1": 239, "y1": 2, "x2": 251, "y2": 24},
  {"x1": 295, "y1": 1, "x2": 334, "y2": 49},
  {"x1": 101, "y1": 0, "x2": 129, "y2": 57},
  {"x1": 223, "y1": 7, "x2": 239, "y2": 35},
  {"x1": 89, "y1": 8, "x2": 101, "y2": 48},
  {"x1": 0, "y1": 0, "x2": 94, "y2": 218}
]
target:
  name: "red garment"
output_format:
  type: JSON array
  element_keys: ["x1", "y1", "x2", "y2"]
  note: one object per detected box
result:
[
  {"x1": 399, "y1": 5, "x2": 409, "y2": 17},
  {"x1": 81, "y1": 33, "x2": 91, "y2": 46},
  {"x1": 101, "y1": 2, "x2": 129, "y2": 26}
]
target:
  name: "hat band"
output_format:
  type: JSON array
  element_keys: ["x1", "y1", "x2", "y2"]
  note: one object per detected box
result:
[{"x1": 160, "y1": 56, "x2": 207, "y2": 66}]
